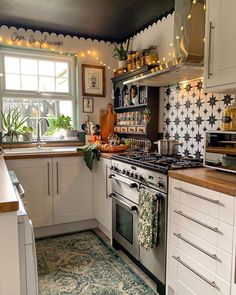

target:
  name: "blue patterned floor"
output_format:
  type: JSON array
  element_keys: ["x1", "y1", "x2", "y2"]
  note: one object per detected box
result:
[{"x1": 36, "y1": 231, "x2": 156, "y2": 294}]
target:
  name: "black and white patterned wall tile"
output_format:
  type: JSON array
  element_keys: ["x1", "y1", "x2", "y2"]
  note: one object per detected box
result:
[{"x1": 163, "y1": 80, "x2": 235, "y2": 158}]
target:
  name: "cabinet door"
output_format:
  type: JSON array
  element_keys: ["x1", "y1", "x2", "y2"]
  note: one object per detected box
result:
[
  {"x1": 53, "y1": 157, "x2": 93, "y2": 224},
  {"x1": 204, "y1": 0, "x2": 236, "y2": 92},
  {"x1": 93, "y1": 158, "x2": 112, "y2": 238},
  {"x1": 6, "y1": 159, "x2": 53, "y2": 227}
]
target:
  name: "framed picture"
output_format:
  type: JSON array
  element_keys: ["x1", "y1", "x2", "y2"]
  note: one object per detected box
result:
[
  {"x1": 83, "y1": 97, "x2": 93, "y2": 113},
  {"x1": 82, "y1": 64, "x2": 105, "y2": 97}
]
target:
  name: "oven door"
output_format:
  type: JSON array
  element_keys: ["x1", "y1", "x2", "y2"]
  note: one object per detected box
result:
[{"x1": 111, "y1": 192, "x2": 140, "y2": 260}]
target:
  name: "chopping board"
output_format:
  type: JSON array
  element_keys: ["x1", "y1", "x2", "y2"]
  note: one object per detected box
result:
[{"x1": 100, "y1": 103, "x2": 116, "y2": 141}]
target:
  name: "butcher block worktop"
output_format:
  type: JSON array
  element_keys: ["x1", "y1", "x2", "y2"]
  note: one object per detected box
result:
[
  {"x1": 0, "y1": 157, "x2": 19, "y2": 213},
  {"x1": 169, "y1": 167, "x2": 236, "y2": 196}
]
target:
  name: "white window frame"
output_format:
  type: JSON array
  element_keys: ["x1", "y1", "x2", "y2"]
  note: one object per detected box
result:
[{"x1": 0, "y1": 47, "x2": 77, "y2": 129}]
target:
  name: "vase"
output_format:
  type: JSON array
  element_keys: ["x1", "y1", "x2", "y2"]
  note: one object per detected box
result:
[
  {"x1": 118, "y1": 60, "x2": 127, "y2": 69},
  {"x1": 144, "y1": 114, "x2": 151, "y2": 124},
  {"x1": 65, "y1": 129, "x2": 78, "y2": 140}
]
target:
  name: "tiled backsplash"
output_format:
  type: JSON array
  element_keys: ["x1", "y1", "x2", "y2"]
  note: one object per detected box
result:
[{"x1": 163, "y1": 80, "x2": 235, "y2": 158}]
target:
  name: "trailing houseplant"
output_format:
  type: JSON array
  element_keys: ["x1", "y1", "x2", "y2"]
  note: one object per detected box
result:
[{"x1": 1, "y1": 107, "x2": 31, "y2": 142}]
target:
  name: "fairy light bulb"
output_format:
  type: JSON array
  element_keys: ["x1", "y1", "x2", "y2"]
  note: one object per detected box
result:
[{"x1": 188, "y1": 14, "x2": 192, "y2": 19}]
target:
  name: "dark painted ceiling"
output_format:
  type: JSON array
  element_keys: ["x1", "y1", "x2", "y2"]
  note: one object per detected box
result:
[{"x1": 0, "y1": 0, "x2": 174, "y2": 42}]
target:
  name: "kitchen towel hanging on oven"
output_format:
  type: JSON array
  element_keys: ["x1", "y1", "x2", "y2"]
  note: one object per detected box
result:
[{"x1": 138, "y1": 189, "x2": 160, "y2": 251}]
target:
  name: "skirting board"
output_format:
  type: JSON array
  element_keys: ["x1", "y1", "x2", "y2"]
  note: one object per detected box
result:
[{"x1": 34, "y1": 219, "x2": 98, "y2": 238}]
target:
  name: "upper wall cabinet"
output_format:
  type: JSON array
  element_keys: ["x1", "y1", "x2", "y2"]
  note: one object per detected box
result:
[{"x1": 204, "y1": 0, "x2": 236, "y2": 93}]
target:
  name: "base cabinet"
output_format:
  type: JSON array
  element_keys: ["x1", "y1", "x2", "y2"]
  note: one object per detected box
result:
[
  {"x1": 166, "y1": 177, "x2": 236, "y2": 295},
  {"x1": 6, "y1": 157, "x2": 93, "y2": 228},
  {"x1": 6, "y1": 158, "x2": 53, "y2": 227},
  {"x1": 92, "y1": 158, "x2": 112, "y2": 238},
  {"x1": 53, "y1": 157, "x2": 93, "y2": 224}
]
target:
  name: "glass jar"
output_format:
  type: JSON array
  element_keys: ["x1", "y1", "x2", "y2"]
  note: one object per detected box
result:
[{"x1": 230, "y1": 107, "x2": 236, "y2": 130}]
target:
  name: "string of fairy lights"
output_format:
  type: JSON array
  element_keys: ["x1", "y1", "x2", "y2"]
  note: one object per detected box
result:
[
  {"x1": 0, "y1": 0, "x2": 205, "y2": 75},
  {"x1": 0, "y1": 36, "x2": 117, "y2": 73}
]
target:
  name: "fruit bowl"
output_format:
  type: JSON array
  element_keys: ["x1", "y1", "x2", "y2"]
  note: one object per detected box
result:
[{"x1": 97, "y1": 144, "x2": 129, "y2": 153}]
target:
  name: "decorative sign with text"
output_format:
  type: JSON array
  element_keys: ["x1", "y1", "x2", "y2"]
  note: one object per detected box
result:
[{"x1": 11, "y1": 32, "x2": 64, "y2": 47}]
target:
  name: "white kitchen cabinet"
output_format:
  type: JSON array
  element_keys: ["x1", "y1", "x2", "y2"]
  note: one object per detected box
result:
[
  {"x1": 53, "y1": 157, "x2": 93, "y2": 224},
  {"x1": 166, "y1": 177, "x2": 236, "y2": 295},
  {"x1": 6, "y1": 158, "x2": 53, "y2": 227},
  {"x1": 6, "y1": 157, "x2": 93, "y2": 228},
  {"x1": 204, "y1": 0, "x2": 236, "y2": 93},
  {"x1": 92, "y1": 157, "x2": 112, "y2": 239}
]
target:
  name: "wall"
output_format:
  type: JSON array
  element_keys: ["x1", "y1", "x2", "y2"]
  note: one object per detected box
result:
[
  {"x1": 162, "y1": 80, "x2": 235, "y2": 157},
  {"x1": 129, "y1": 13, "x2": 174, "y2": 64},
  {"x1": 0, "y1": 25, "x2": 117, "y2": 130}
]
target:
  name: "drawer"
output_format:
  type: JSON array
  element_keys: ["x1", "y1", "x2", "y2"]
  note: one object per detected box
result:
[
  {"x1": 169, "y1": 222, "x2": 232, "y2": 282},
  {"x1": 168, "y1": 244, "x2": 231, "y2": 295},
  {"x1": 169, "y1": 178, "x2": 235, "y2": 225},
  {"x1": 170, "y1": 201, "x2": 234, "y2": 254}
]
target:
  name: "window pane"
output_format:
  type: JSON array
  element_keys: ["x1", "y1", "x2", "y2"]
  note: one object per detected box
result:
[
  {"x1": 56, "y1": 62, "x2": 68, "y2": 78},
  {"x1": 21, "y1": 58, "x2": 38, "y2": 75},
  {"x1": 4, "y1": 56, "x2": 20, "y2": 74},
  {"x1": 5, "y1": 74, "x2": 21, "y2": 90},
  {"x1": 21, "y1": 75, "x2": 38, "y2": 91},
  {"x1": 39, "y1": 60, "x2": 55, "y2": 76},
  {"x1": 56, "y1": 78, "x2": 69, "y2": 93},
  {"x1": 2, "y1": 98, "x2": 73, "y2": 140},
  {"x1": 39, "y1": 76, "x2": 55, "y2": 92}
]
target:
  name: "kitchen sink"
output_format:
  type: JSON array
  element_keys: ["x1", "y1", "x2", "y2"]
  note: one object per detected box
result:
[{"x1": 3, "y1": 146, "x2": 79, "y2": 155}]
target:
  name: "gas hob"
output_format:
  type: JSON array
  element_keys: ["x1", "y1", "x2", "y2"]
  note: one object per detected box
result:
[{"x1": 112, "y1": 152, "x2": 203, "y2": 174}]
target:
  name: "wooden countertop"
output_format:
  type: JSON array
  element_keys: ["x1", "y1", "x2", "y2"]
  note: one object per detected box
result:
[
  {"x1": 0, "y1": 157, "x2": 19, "y2": 213},
  {"x1": 169, "y1": 168, "x2": 236, "y2": 196}
]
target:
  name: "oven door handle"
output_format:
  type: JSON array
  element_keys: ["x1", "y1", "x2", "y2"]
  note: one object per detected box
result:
[
  {"x1": 109, "y1": 174, "x2": 138, "y2": 189},
  {"x1": 109, "y1": 193, "x2": 138, "y2": 212}
]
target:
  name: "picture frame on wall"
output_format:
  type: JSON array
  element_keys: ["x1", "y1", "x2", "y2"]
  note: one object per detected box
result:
[
  {"x1": 82, "y1": 64, "x2": 105, "y2": 97},
  {"x1": 82, "y1": 97, "x2": 93, "y2": 113}
]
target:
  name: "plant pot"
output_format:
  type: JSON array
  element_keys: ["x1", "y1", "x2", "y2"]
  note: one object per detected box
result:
[
  {"x1": 65, "y1": 129, "x2": 78, "y2": 139},
  {"x1": 4, "y1": 134, "x2": 19, "y2": 142},
  {"x1": 22, "y1": 132, "x2": 33, "y2": 142},
  {"x1": 118, "y1": 60, "x2": 127, "y2": 69},
  {"x1": 143, "y1": 114, "x2": 151, "y2": 124}
]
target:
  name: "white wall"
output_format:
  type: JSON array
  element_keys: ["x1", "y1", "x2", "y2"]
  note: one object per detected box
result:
[
  {"x1": 129, "y1": 13, "x2": 174, "y2": 64},
  {"x1": 0, "y1": 26, "x2": 118, "y2": 130}
]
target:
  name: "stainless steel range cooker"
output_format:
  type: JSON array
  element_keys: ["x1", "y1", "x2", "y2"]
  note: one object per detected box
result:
[{"x1": 109, "y1": 152, "x2": 203, "y2": 295}]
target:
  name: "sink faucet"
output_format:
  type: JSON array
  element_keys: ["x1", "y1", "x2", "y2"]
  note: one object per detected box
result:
[{"x1": 37, "y1": 118, "x2": 49, "y2": 148}]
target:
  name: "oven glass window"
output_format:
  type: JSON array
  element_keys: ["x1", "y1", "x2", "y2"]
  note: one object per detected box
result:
[{"x1": 116, "y1": 204, "x2": 133, "y2": 244}]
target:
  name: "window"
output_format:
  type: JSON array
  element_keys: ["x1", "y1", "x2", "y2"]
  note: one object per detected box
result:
[{"x1": 0, "y1": 49, "x2": 76, "y2": 140}]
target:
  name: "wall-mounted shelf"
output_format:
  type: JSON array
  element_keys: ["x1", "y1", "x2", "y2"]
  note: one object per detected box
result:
[
  {"x1": 116, "y1": 132, "x2": 147, "y2": 135},
  {"x1": 114, "y1": 103, "x2": 147, "y2": 111}
]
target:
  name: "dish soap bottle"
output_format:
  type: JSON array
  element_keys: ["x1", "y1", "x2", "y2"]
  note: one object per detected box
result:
[
  {"x1": 230, "y1": 99, "x2": 236, "y2": 130},
  {"x1": 222, "y1": 107, "x2": 232, "y2": 130}
]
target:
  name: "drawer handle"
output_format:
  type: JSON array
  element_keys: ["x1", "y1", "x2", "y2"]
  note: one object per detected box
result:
[
  {"x1": 174, "y1": 187, "x2": 223, "y2": 206},
  {"x1": 172, "y1": 255, "x2": 220, "y2": 290},
  {"x1": 174, "y1": 210, "x2": 223, "y2": 235},
  {"x1": 173, "y1": 233, "x2": 221, "y2": 262}
]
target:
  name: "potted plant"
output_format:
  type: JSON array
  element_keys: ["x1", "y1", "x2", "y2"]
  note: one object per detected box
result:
[
  {"x1": 113, "y1": 43, "x2": 128, "y2": 69},
  {"x1": 54, "y1": 114, "x2": 78, "y2": 139},
  {"x1": 143, "y1": 107, "x2": 152, "y2": 124},
  {"x1": 21, "y1": 126, "x2": 34, "y2": 142},
  {"x1": 1, "y1": 107, "x2": 30, "y2": 142}
]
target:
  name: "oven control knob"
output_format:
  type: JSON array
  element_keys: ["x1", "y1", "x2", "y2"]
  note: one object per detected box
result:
[
  {"x1": 139, "y1": 175, "x2": 145, "y2": 181},
  {"x1": 122, "y1": 169, "x2": 126, "y2": 174},
  {"x1": 134, "y1": 173, "x2": 139, "y2": 179},
  {"x1": 125, "y1": 170, "x2": 130, "y2": 176},
  {"x1": 114, "y1": 166, "x2": 119, "y2": 172},
  {"x1": 158, "y1": 181, "x2": 165, "y2": 189},
  {"x1": 130, "y1": 172, "x2": 134, "y2": 178},
  {"x1": 111, "y1": 165, "x2": 114, "y2": 171}
]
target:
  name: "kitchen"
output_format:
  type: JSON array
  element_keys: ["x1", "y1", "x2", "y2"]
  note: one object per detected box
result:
[{"x1": 0, "y1": 0, "x2": 236, "y2": 295}]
